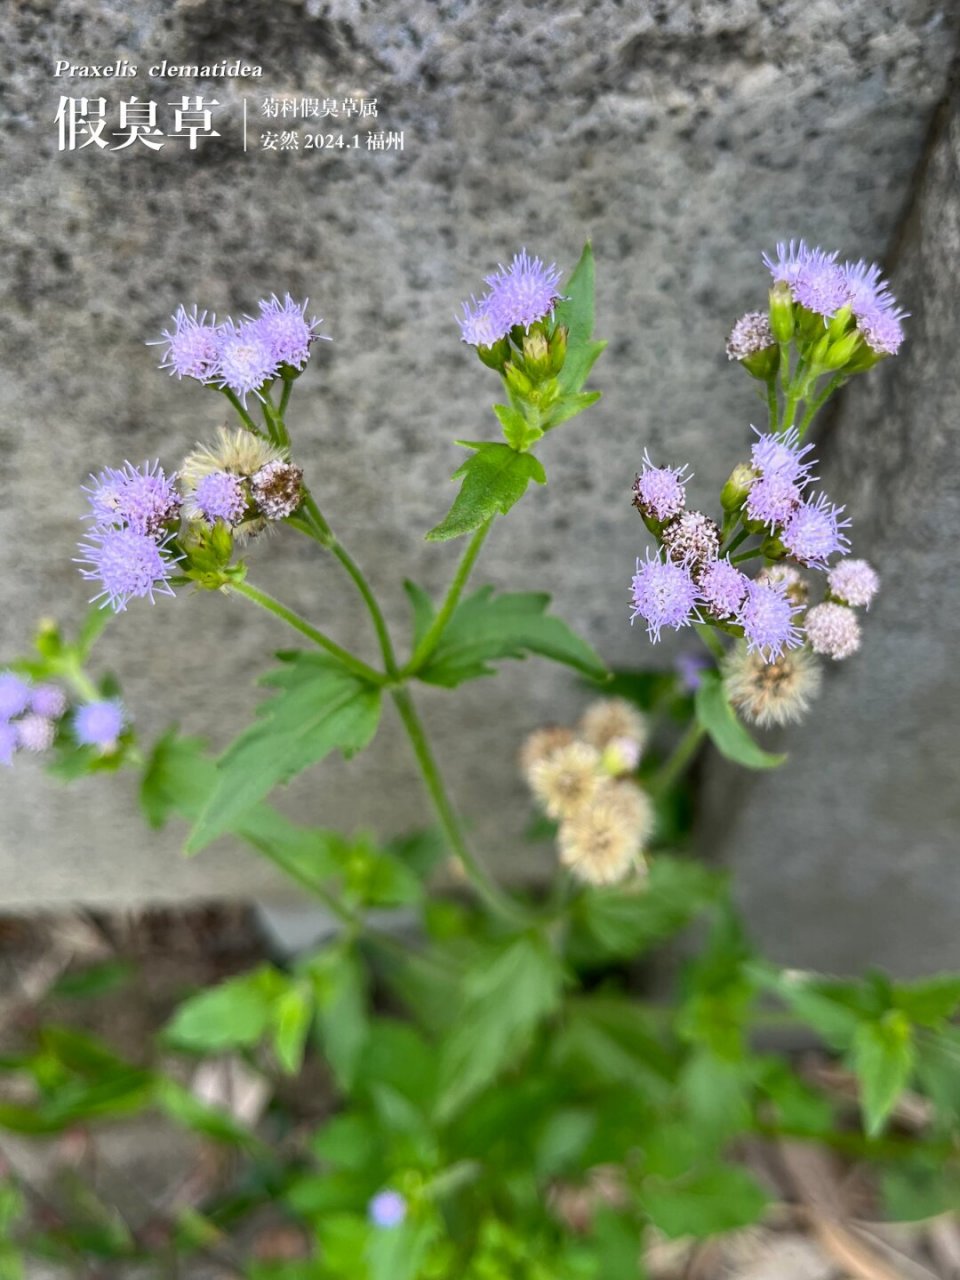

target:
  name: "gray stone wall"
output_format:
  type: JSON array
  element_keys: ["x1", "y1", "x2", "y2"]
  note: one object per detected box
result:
[
  {"x1": 1, "y1": 2, "x2": 956, "y2": 905},
  {"x1": 704, "y1": 70, "x2": 960, "y2": 976}
]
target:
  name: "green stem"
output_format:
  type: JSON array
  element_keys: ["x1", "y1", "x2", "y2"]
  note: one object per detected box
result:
[
  {"x1": 721, "y1": 526, "x2": 750, "y2": 557},
  {"x1": 405, "y1": 519, "x2": 493, "y2": 675},
  {"x1": 391, "y1": 686, "x2": 530, "y2": 927},
  {"x1": 650, "y1": 722, "x2": 706, "y2": 795},
  {"x1": 765, "y1": 377, "x2": 779, "y2": 433},
  {"x1": 62, "y1": 663, "x2": 101, "y2": 703},
  {"x1": 221, "y1": 388, "x2": 266, "y2": 439},
  {"x1": 230, "y1": 580, "x2": 386, "y2": 686},
  {"x1": 781, "y1": 358, "x2": 809, "y2": 430},
  {"x1": 330, "y1": 541, "x2": 400, "y2": 679},
  {"x1": 278, "y1": 377, "x2": 294, "y2": 419},
  {"x1": 797, "y1": 372, "x2": 845, "y2": 440},
  {"x1": 695, "y1": 622, "x2": 727, "y2": 661},
  {"x1": 261, "y1": 389, "x2": 290, "y2": 448},
  {"x1": 752, "y1": 1120, "x2": 958, "y2": 1164},
  {"x1": 731, "y1": 547, "x2": 764, "y2": 565}
]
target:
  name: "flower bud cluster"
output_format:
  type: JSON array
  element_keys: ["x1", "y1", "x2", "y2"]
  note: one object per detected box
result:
[
  {"x1": 0, "y1": 669, "x2": 126, "y2": 768},
  {"x1": 520, "y1": 699, "x2": 652, "y2": 886}
]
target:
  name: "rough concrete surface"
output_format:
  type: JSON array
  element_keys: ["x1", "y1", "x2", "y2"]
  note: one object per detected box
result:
[
  {"x1": 704, "y1": 71, "x2": 960, "y2": 976},
  {"x1": 1, "y1": 2, "x2": 957, "y2": 907}
]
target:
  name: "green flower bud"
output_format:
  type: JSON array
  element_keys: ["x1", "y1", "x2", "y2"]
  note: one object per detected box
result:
[
  {"x1": 721, "y1": 463, "x2": 758, "y2": 513},
  {"x1": 503, "y1": 360, "x2": 535, "y2": 399},
  {"x1": 807, "y1": 332, "x2": 831, "y2": 368},
  {"x1": 741, "y1": 346, "x2": 780, "y2": 380},
  {"x1": 476, "y1": 337, "x2": 511, "y2": 371},
  {"x1": 547, "y1": 324, "x2": 568, "y2": 375},
  {"x1": 827, "y1": 303, "x2": 854, "y2": 341},
  {"x1": 521, "y1": 328, "x2": 551, "y2": 379},
  {"x1": 760, "y1": 534, "x2": 788, "y2": 561},
  {"x1": 769, "y1": 282, "x2": 795, "y2": 345},
  {"x1": 821, "y1": 328, "x2": 862, "y2": 370},
  {"x1": 842, "y1": 344, "x2": 883, "y2": 375}
]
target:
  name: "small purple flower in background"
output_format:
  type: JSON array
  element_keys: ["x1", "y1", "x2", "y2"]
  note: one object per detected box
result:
[
  {"x1": 215, "y1": 319, "x2": 280, "y2": 403},
  {"x1": 84, "y1": 461, "x2": 181, "y2": 537},
  {"x1": 675, "y1": 651, "x2": 711, "y2": 693},
  {"x1": 193, "y1": 471, "x2": 248, "y2": 526},
  {"x1": 368, "y1": 1189, "x2": 407, "y2": 1229},
  {"x1": 744, "y1": 472, "x2": 803, "y2": 531},
  {"x1": 632, "y1": 450, "x2": 690, "y2": 523},
  {"x1": 0, "y1": 672, "x2": 32, "y2": 720},
  {"x1": 74, "y1": 699, "x2": 126, "y2": 749},
  {"x1": 252, "y1": 294, "x2": 327, "y2": 370},
  {"x1": 804, "y1": 601, "x2": 861, "y2": 660},
  {"x1": 792, "y1": 249, "x2": 846, "y2": 319},
  {"x1": 153, "y1": 306, "x2": 221, "y2": 382},
  {"x1": 31, "y1": 684, "x2": 67, "y2": 720},
  {"x1": 699, "y1": 558, "x2": 748, "y2": 619},
  {"x1": 828, "y1": 558, "x2": 879, "y2": 609},
  {"x1": 630, "y1": 550, "x2": 700, "y2": 642},
  {"x1": 457, "y1": 250, "x2": 563, "y2": 346},
  {"x1": 781, "y1": 492, "x2": 851, "y2": 568},
  {"x1": 737, "y1": 578, "x2": 802, "y2": 661},
  {"x1": 76, "y1": 528, "x2": 179, "y2": 613},
  {"x1": 750, "y1": 427, "x2": 816, "y2": 485},
  {"x1": 16, "y1": 714, "x2": 54, "y2": 753},
  {"x1": 0, "y1": 722, "x2": 17, "y2": 767}
]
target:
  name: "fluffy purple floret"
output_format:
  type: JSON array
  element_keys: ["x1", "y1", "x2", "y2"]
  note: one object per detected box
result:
[
  {"x1": 215, "y1": 319, "x2": 280, "y2": 403},
  {"x1": 781, "y1": 492, "x2": 851, "y2": 568},
  {"x1": 793, "y1": 250, "x2": 846, "y2": 318},
  {"x1": 630, "y1": 549, "x2": 700, "y2": 642},
  {"x1": 31, "y1": 684, "x2": 67, "y2": 719},
  {"x1": 859, "y1": 305, "x2": 906, "y2": 356},
  {"x1": 456, "y1": 295, "x2": 502, "y2": 347},
  {"x1": 750, "y1": 427, "x2": 817, "y2": 484},
  {"x1": 840, "y1": 259, "x2": 907, "y2": 355},
  {"x1": 74, "y1": 699, "x2": 125, "y2": 748},
  {"x1": 153, "y1": 305, "x2": 221, "y2": 381},
  {"x1": 193, "y1": 471, "x2": 248, "y2": 525},
  {"x1": 483, "y1": 249, "x2": 563, "y2": 336},
  {"x1": 737, "y1": 578, "x2": 802, "y2": 661},
  {"x1": 252, "y1": 294, "x2": 327, "y2": 370},
  {"x1": 368, "y1": 1190, "x2": 406, "y2": 1229},
  {"x1": 75, "y1": 528, "x2": 179, "y2": 613},
  {"x1": 633, "y1": 449, "x2": 690, "y2": 522},
  {"x1": 0, "y1": 672, "x2": 32, "y2": 720},
  {"x1": 699, "y1": 558, "x2": 748, "y2": 619},
  {"x1": 84, "y1": 460, "x2": 181, "y2": 537},
  {"x1": 744, "y1": 471, "x2": 803, "y2": 530},
  {"x1": 762, "y1": 240, "x2": 820, "y2": 286},
  {"x1": 0, "y1": 721, "x2": 17, "y2": 766},
  {"x1": 827, "y1": 558, "x2": 879, "y2": 609},
  {"x1": 16, "y1": 714, "x2": 54, "y2": 753}
]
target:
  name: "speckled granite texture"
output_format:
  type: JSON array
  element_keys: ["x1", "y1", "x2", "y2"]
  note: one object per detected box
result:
[{"x1": 1, "y1": 2, "x2": 956, "y2": 905}]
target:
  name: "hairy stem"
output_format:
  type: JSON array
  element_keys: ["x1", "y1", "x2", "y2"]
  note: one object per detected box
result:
[
  {"x1": 797, "y1": 372, "x2": 845, "y2": 440},
  {"x1": 695, "y1": 622, "x2": 727, "y2": 661},
  {"x1": 405, "y1": 518, "x2": 494, "y2": 675},
  {"x1": 221, "y1": 387, "x2": 267, "y2": 439}
]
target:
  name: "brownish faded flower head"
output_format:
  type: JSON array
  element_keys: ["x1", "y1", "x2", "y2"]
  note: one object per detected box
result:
[
  {"x1": 723, "y1": 642, "x2": 822, "y2": 728},
  {"x1": 557, "y1": 780, "x2": 653, "y2": 885},
  {"x1": 579, "y1": 699, "x2": 647, "y2": 754},
  {"x1": 528, "y1": 741, "x2": 601, "y2": 821},
  {"x1": 519, "y1": 725, "x2": 576, "y2": 781},
  {"x1": 251, "y1": 460, "x2": 304, "y2": 521}
]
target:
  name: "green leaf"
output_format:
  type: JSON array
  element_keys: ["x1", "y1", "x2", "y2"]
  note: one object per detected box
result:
[
  {"x1": 881, "y1": 1157, "x2": 960, "y2": 1222},
  {"x1": 367, "y1": 1220, "x2": 436, "y2": 1280},
  {"x1": 415, "y1": 586, "x2": 607, "y2": 687},
  {"x1": 851, "y1": 1013, "x2": 915, "y2": 1137},
  {"x1": 272, "y1": 982, "x2": 314, "y2": 1074},
  {"x1": 892, "y1": 974, "x2": 960, "y2": 1028},
  {"x1": 541, "y1": 388, "x2": 602, "y2": 430},
  {"x1": 187, "y1": 655, "x2": 381, "y2": 852},
  {"x1": 49, "y1": 960, "x2": 135, "y2": 1000},
  {"x1": 140, "y1": 729, "x2": 216, "y2": 828},
  {"x1": 236, "y1": 806, "x2": 344, "y2": 894},
  {"x1": 164, "y1": 967, "x2": 284, "y2": 1052},
  {"x1": 307, "y1": 946, "x2": 369, "y2": 1090},
  {"x1": 641, "y1": 1164, "x2": 769, "y2": 1239},
  {"x1": 437, "y1": 934, "x2": 563, "y2": 1119},
  {"x1": 695, "y1": 671, "x2": 786, "y2": 769},
  {"x1": 154, "y1": 1077, "x2": 256, "y2": 1148},
  {"x1": 554, "y1": 242, "x2": 596, "y2": 348},
  {"x1": 535, "y1": 1108, "x2": 596, "y2": 1177},
  {"x1": 493, "y1": 403, "x2": 542, "y2": 451},
  {"x1": 426, "y1": 443, "x2": 546, "y2": 542},
  {"x1": 679, "y1": 1051, "x2": 752, "y2": 1143}
]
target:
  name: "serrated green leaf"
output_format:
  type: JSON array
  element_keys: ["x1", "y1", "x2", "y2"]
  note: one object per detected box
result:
[
  {"x1": 140, "y1": 729, "x2": 217, "y2": 828},
  {"x1": 892, "y1": 974, "x2": 960, "y2": 1028},
  {"x1": 187, "y1": 656, "x2": 381, "y2": 852},
  {"x1": 641, "y1": 1164, "x2": 769, "y2": 1239},
  {"x1": 426, "y1": 443, "x2": 546, "y2": 542},
  {"x1": 493, "y1": 402, "x2": 542, "y2": 450},
  {"x1": 851, "y1": 1013, "x2": 915, "y2": 1137},
  {"x1": 415, "y1": 586, "x2": 606, "y2": 687},
  {"x1": 542, "y1": 388, "x2": 602, "y2": 429},
  {"x1": 695, "y1": 670, "x2": 786, "y2": 769}
]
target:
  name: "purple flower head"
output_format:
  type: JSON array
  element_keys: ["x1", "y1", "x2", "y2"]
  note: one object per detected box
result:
[
  {"x1": 483, "y1": 249, "x2": 563, "y2": 336},
  {"x1": 699, "y1": 558, "x2": 749, "y2": 620},
  {"x1": 0, "y1": 722, "x2": 17, "y2": 767},
  {"x1": 456, "y1": 295, "x2": 502, "y2": 348},
  {"x1": 252, "y1": 294, "x2": 327, "y2": 370},
  {"x1": 193, "y1": 471, "x2": 248, "y2": 525},
  {"x1": 781, "y1": 492, "x2": 851, "y2": 568},
  {"x1": 859, "y1": 305, "x2": 906, "y2": 356},
  {"x1": 827, "y1": 558, "x2": 879, "y2": 609},
  {"x1": 630, "y1": 549, "x2": 701, "y2": 642},
  {"x1": 726, "y1": 311, "x2": 775, "y2": 361},
  {"x1": 368, "y1": 1190, "x2": 406, "y2": 1229},
  {"x1": 737, "y1": 578, "x2": 803, "y2": 661},
  {"x1": 675, "y1": 651, "x2": 711, "y2": 693},
  {"x1": 632, "y1": 449, "x2": 690, "y2": 523},
  {"x1": 83, "y1": 460, "x2": 181, "y2": 537},
  {"x1": 74, "y1": 699, "x2": 125, "y2": 748},
  {"x1": 793, "y1": 249, "x2": 846, "y2": 318},
  {"x1": 744, "y1": 471, "x2": 803, "y2": 531},
  {"x1": 215, "y1": 319, "x2": 280, "y2": 404},
  {"x1": 31, "y1": 684, "x2": 67, "y2": 720},
  {"x1": 75, "y1": 527, "x2": 179, "y2": 613},
  {"x1": 16, "y1": 714, "x2": 54, "y2": 753},
  {"x1": 0, "y1": 671, "x2": 32, "y2": 720},
  {"x1": 750, "y1": 426, "x2": 817, "y2": 485},
  {"x1": 153, "y1": 306, "x2": 220, "y2": 381},
  {"x1": 763, "y1": 240, "x2": 820, "y2": 287},
  {"x1": 838, "y1": 259, "x2": 907, "y2": 355}
]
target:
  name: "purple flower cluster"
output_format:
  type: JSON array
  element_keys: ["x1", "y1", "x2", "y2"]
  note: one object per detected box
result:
[
  {"x1": 457, "y1": 250, "x2": 563, "y2": 347},
  {"x1": 632, "y1": 450, "x2": 691, "y2": 523},
  {"x1": 74, "y1": 699, "x2": 126, "y2": 749},
  {"x1": 0, "y1": 672, "x2": 68, "y2": 767},
  {"x1": 763, "y1": 240, "x2": 907, "y2": 355},
  {"x1": 193, "y1": 471, "x2": 248, "y2": 525},
  {"x1": 154, "y1": 296, "x2": 328, "y2": 403},
  {"x1": 743, "y1": 429, "x2": 850, "y2": 567},
  {"x1": 78, "y1": 459, "x2": 182, "y2": 612}
]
